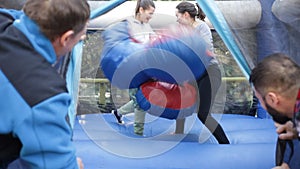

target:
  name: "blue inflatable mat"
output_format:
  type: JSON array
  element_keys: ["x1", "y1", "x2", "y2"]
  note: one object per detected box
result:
[{"x1": 73, "y1": 113, "x2": 277, "y2": 169}]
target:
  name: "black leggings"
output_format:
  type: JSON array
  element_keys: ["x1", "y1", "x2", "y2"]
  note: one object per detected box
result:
[{"x1": 196, "y1": 64, "x2": 230, "y2": 144}]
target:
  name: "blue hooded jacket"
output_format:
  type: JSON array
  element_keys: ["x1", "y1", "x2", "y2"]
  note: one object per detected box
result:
[{"x1": 0, "y1": 9, "x2": 79, "y2": 169}]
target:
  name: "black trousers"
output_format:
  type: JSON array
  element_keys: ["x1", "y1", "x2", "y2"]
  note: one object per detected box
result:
[{"x1": 196, "y1": 63, "x2": 230, "y2": 144}]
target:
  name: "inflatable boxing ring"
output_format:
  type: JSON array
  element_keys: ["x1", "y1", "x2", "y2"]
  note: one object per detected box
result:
[{"x1": 64, "y1": 0, "x2": 300, "y2": 168}]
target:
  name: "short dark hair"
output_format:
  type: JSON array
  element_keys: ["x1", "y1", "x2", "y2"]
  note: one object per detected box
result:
[
  {"x1": 250, "y1": 53, "x2": 300, "y2": 98},
  {"x1": 23, "y1": 0, "x2": 90, "y2": 41}
]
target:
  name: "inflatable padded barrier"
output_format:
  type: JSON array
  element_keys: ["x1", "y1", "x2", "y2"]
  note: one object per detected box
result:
[{"x1": 71, "y1": 113, "x2": 278, "y2": 169}]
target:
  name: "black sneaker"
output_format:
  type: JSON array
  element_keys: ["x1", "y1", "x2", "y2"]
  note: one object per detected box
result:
[{"x1": 112, "y1": 110, "x2": 123, "y2": 124}]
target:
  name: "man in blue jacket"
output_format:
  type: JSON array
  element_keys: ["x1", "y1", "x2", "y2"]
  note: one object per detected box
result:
[{"x1": 0, "y1": 0, "x2": 90, "y2": 168}]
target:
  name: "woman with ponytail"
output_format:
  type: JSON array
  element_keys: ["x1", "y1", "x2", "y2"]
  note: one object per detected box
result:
[
  {"x1": 175, "y1": 1, "x2": 230, "y2": 144},
  {"x1": 110, "y1": 0, "x2": 156, "y2": 136}
]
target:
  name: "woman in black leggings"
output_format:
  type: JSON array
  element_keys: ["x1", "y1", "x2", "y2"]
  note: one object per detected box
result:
[
  {"x1": 176, "y1": 1, "x2": 229, "y2": 144},
  {"x1": 197, "y1": 63, "x2": 229, "y2": 144}
]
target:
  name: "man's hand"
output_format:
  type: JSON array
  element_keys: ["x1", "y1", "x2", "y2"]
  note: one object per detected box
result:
[{"x1": 275, "y1": 121, "x2": 298, "y2": 140}]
